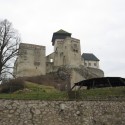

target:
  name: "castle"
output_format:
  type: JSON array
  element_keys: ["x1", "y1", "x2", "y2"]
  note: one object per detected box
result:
[{"x1": 13, "y1": 29, "x2": 104, "y2": 88}]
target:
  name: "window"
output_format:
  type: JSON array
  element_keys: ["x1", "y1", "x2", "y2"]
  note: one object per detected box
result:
[
  {"x1": 85, "y1": 63, "x2": 87, "y2": 66},
  {"x1": 50, "y1": 59, "x2": 53, "y2": 62},
  {"x1": 89, "y1": 63, "x2": 91, "y2": 66},
  {"x1": 34, "y1": 62, "x2": 40, "y2": 66},
  {"x1": 94, "y1": 63, "x2": 97, "y2": 66},
  {"x1": 75, "y1": 50, "x2": 78, "y2": 53},
  {"x1": 55, "y1": 47, "x2": 58, "y2": 52},
  {"x1": 72, "y1": 44, "x2": 78, "y2": 52},
  {"x1": 74, "y1": 44, "x2": 77, "y2": 48}
]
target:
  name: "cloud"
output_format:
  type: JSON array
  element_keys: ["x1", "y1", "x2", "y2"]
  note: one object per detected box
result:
[{"x1": 0, "y1": 0, "x2": 125, "y2": 77}]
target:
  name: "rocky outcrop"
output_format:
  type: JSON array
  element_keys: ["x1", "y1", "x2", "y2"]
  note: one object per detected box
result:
[
  {"x1": 56, "y1": 65, "x2": 104, "y2": 89},
  {"x1": 57, "y1": 65, "x2": 104, "y2": 79}
]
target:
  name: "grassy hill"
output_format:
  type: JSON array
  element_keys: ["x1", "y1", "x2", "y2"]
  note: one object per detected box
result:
[
  {"x1": 0, "y1": 80, "x2": 125, "y2": 100},
  {"x1": 0, "y1": 76, "x2": 125, "y2": 100},
  {"x1": 0, "y1": 81, "x2": 67, "y2": 100}
]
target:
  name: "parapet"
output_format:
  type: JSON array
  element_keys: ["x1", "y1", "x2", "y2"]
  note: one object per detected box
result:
[{"x1": 19, "y1": 43, "x2": 45, "y2": 50}]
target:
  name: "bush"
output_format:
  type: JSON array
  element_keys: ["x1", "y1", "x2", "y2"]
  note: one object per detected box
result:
[{"x1": 0, "y1": 78, "x2": 25, "y2": 93}]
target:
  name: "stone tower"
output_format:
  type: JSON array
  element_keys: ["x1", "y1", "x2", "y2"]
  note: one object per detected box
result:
[
  {"x1": 13, "y1": 43, "x2": 46, "y2": 77},
  {"x1": 51, "y1": 29, "x2": 82, "y2": 67}
]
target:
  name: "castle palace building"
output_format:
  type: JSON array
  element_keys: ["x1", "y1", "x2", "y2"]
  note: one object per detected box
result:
[{"x1": 13, "y1": 29, "x2": 104, "y2": 88}]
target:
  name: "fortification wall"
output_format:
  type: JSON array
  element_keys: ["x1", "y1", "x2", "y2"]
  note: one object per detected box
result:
[
  {"x1": 70, "y1": 69, "x2": 85, "y2": 88},
  {"x1": 14, "y1": 43, "x2": 46, "y2": 77},
  {"x1": 87, "y1": 67, "x2": 104, "y2": 77},
  {"x1": 0, "y1": 100, "x2": 125, "y2": 125}
]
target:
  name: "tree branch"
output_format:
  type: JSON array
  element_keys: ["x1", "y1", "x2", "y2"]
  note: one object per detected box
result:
[{"x1": 0, "y1": 19, "x2": 21, "y2": 80}]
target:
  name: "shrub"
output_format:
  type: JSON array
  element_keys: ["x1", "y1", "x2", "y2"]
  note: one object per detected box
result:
[{"x1": 0, "y1": 78, "x2": 25, "y2": 93}]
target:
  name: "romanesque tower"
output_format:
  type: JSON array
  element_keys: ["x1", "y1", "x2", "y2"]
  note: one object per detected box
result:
[{"x1": 51, "y1": 29, "x2": 82, "y2": 67}]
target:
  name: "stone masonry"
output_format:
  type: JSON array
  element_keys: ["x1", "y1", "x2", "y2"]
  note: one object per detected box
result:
[
  {"x1": 0, "y1": 100, "x2": 125, "y2": 125},
  {"x1": 13, "y1": 43, "x2": 46, "y2": 77}
]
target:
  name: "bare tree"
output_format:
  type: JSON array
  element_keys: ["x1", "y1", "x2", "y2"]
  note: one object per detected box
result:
[{"x1": 0, "y1": 19, "x2": 21, "y2": 81}]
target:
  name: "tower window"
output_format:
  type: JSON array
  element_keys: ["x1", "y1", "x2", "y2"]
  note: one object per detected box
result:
[
  {"x1": 74, "y1": 44, "x2": 77, "y2": 48},
  {"x1": 94, "y1": 63, "x2": 97, "y2": 66},
  {"x1": 72, "y1": 44, "x2": 78, "y2": 52},
  {"x1": 34, "y1": 62, "x2": 40, "y2": 66},
  {"x1": 89, "y1": 63, "x2": 91, "y2": 66},
  {"x1": 50, "y1": 59, "x2": 53, "y2": 62},
  {"x1": 85, "y1": 63, "x2": 87, "y2": 66}
]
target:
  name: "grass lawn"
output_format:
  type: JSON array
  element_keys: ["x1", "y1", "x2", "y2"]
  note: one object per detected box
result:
[{"x1": 0, "y1": 81, "x2": 125, "y2": 100}]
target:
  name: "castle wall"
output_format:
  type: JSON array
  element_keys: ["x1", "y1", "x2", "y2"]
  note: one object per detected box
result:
[
  {"x1": 70, "y1": 66, "x2": 104, "y2": 89},
  {"x1": 46, "y1": 53, "x2": 54, "y2": 73},
  {"x1": 53, "y1": 37, "x2": 82, "y2": 67},
  {"x1": 54, "y1": 40, "x2": 64, "y2": 66},
  {"x1": 63, "y1": 37, "x2": 82, "y2": 66},
  {"x1": 54, "y1": 39, "x2": 64, "y2": 51},
  {"x1": 70, "y1": 69, "x2": 86, "y2": 89},
  {"x1": 87, "y1": 67, "x2": 104, "y2": 77},
  {"x1": 14, "y1": 43, "x2": 46, "y2": 77}
]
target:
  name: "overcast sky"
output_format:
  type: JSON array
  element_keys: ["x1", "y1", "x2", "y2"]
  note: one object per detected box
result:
[{"x1": 0, "y1": 0, "x2": 125, "y2": 77}]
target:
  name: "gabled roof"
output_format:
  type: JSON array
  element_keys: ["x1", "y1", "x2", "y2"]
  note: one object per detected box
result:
[{"x1": 82, "y1": 53, "x2": 99, "y2": 61}]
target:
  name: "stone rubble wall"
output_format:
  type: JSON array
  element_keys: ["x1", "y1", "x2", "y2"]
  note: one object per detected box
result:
[{"x1": 0, "y1": 100, "x2": 125, "y2": 125}]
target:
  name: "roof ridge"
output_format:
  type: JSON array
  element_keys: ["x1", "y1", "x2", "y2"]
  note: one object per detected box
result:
[{"x1": 55, "y1": 29, "x2": 71, "y2": 34}]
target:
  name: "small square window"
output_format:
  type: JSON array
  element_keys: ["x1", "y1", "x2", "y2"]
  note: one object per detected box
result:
[
  {"x1": 89, "y1": 63, "x2": 91, "y2": 66},
  {"x1": 34, "y1": 62, "x2": 40, "y2": 66},
  {"x1": 50, "y1": 59, "x2": 53, "y2": 62},
  {"x1": 94, "y1": 63, "x2": 97, "y2": 66}
]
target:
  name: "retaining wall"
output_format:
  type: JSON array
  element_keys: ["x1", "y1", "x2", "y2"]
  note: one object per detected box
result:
[{"x1": 0, "y1": 100, "x2": 125, "y2": 125}]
